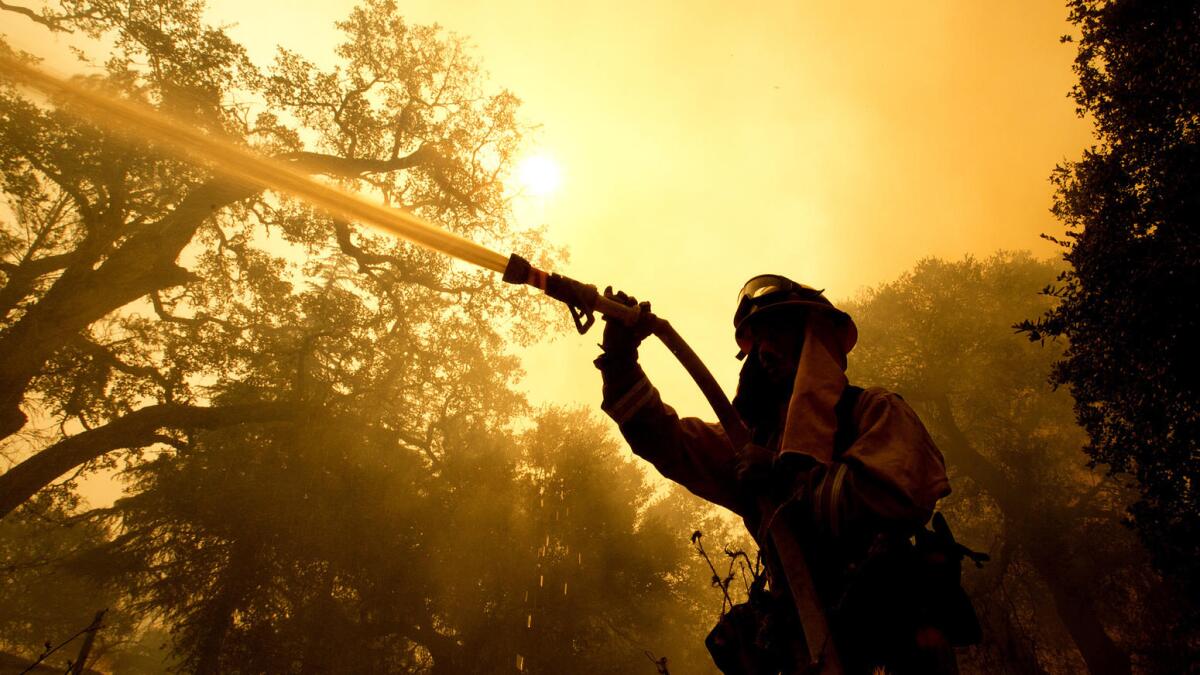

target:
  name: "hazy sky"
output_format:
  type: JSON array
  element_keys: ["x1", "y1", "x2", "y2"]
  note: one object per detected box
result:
[
  {"x1": 6, "y1": 0, "x2": 1094, "y2": 420},
  {"x1": 259, "y1": 0, "x2": 1088, "y2": 418}
]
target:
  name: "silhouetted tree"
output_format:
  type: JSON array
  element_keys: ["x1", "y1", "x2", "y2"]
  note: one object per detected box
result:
[
  {"x1": 85, "y1": 400, "x2": 728, "y2": 672},
  {"x1": 0, "y1": 0, "x2": 543, "y2": 519},
  {"x1": 0, "y1": 9, "x2": 732, "y2": 672},
  {"x1": 101, "y1": 405, "x2": 518, "y2": 672},
  {"x1": 848, "y1": 253, "x2": 1188, "y2": 673},
  {"x1": 0, "y1": 0, "x2": 547, "y2": 669},
  {"x1": 1016, "y1": 1, "x2": 1200, "y2": 625},
  {"x1": 513, "y1": 408, "x2": 743, "y2": 675},
  {"x1": 0, "y1": 490, "x2": 136, "y2": 668}
]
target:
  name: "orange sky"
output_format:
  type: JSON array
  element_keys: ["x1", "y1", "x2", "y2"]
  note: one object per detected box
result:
[
  {"x1": 295, "y1": 0, "x2": 1091, "y2": 418},
  {"x1": 5, "y1": 0, "x2": 1094, "y2": 421}
]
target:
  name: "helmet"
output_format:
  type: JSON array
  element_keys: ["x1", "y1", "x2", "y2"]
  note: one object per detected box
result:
[{"x1": 733, "y1": 274, "x2": 857, "y2": 358}]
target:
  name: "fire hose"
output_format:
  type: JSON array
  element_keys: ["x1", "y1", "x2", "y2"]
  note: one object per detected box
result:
[{"x1": 1, "y1": 54, "x2": 842, "y2": 674}]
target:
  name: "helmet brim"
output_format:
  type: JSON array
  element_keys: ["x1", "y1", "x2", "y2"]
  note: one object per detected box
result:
[{"x1": 735, "y1": 301, "x2": 858, "y2": 359}]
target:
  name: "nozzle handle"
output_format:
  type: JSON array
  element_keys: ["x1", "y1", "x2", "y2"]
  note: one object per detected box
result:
[
  {"x1": 502, "y1": 253, "x2": 642, "y2": 332},
  {"x1": 593, "y1": 293, "x2": 643, "y2": 325}
]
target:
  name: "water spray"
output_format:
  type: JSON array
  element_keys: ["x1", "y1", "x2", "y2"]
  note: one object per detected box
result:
[
  {"x1": 0, "y1": 53, "x2": 742, "y2": 439},
  {"x1": 0, "y1": 53, "x2": 507, "y2": 273},
  {"x1": 0, "y1": 54, "x2": 841, "y2": 673}
]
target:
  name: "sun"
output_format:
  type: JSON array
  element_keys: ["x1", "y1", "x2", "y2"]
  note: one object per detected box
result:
[{"x1": 517, "y1": 154, "x2": 563, "y2": 197}]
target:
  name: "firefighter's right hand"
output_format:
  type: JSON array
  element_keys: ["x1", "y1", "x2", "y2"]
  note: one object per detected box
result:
[
  {"x1": 599, "y1": 287, "x2": 654, "y2": 360},
  {"x1": 736, "y1": 443, "x2": 775, "y2": 490}
]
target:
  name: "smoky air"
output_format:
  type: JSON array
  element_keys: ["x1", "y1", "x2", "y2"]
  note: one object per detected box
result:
[{"x1": 0, "y1": 1, "x2": 1194, "y2": 674}]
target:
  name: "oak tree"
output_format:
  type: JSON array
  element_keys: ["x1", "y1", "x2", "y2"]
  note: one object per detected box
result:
[
  {"x1": 1017, "y1": 0, "x2": 1200, "y2": 621},
  {"x1": 849, "y1": 253, "x2": 1188, "y2": 673}
]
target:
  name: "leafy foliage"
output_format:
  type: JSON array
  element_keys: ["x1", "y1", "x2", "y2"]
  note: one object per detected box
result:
[
  {"x1": 0, "y1": 0, "x2": 543, "y2": 514},
  {"x1": 0, "y1": 1, "x2": 730, "y2": 672},
  {"x1": 848, "y1": 253, "x2": 1190, "y2": 673},
  {"x1": 1016, "y1": 0, "x2": 1200, "y2": 621},
  {"x1": 0, "y1": 492, "x2": 132, "y2": 667}
]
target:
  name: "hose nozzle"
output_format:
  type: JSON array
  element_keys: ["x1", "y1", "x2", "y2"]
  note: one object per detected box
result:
[{"x1": 502, "y1": 253, "x2": 639, "y2": 333}]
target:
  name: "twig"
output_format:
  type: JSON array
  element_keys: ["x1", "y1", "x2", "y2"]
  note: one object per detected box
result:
[
  {"x1": 644, "y1": 650, "x2": 670, "y2": 675},
  {"x1": 691, "y1": 530, "x2": 734, "y2": 614},
  {"x1": 19, "y1": 612, "x2": 104, "y2": 675}
]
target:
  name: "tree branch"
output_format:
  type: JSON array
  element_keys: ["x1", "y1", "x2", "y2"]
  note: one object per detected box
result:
[
  {"x1": 0, "y1": 1, "x2": 65, "y2": 30},
  {"x1": 0, "y1": 177, "x2": 256, "y2": 441},
  {"x1": 332, "y1": 219, "x2": 391, "y2": 270},
  {"x1": 278, "y1": 145, "x2": 434, "y2": 177},
  {"x1": 0, "y1": 252, "x2": 74, "y2": 277},
  {"x1": 0, "y1": 252, "x2": 74, "y2": 319},
  {"x1": 71, "y1": 335, "x2": 173, "y2": 396},
  {"x1": 0, "y1": 401, "x2": 301, "y2": 519},
  {"x1": 0, "y1": 1, "x2": 100, "y2": 30},
  {"x1": 278, "y1": 147, "x2": 478, "y2": 211},
  {"x1": 928, "y1": 395, "x2": 1016, "y2": 511},
  {"x1": 150, "y1": 291, "x2": 242, "y2": 332},
  {"x1": 330, "y1": 219, "x2": 484, "y2": 296}
]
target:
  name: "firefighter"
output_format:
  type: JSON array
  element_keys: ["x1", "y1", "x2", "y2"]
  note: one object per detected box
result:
[{"x1": 594, "y1": 275, "x2": 968, "y2": 674}]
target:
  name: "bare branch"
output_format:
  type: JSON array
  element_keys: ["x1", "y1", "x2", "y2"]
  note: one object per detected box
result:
[
  {"x1": 330, "y1": 219, "x2": 484, "y2": 296},
  {"x1": 278, "y1": 146, "x2": 479, "y2": 211},
  {"x1": 333, "y1": 219, "x2": 391, "y2": 270},
  {"x1": 14, "y1": 146, "x2": 97, "y2": 226},
  {"x1": 0, "y1": 252, "x2": 74, "y2": 318},
  {"x1": 0, "y1": 401, "x2": 303, "y2": 519},
  {"x1": 394, "y1": 426, "x2": 440, "y2": 467},
  {"x1": 278, "y1": 145, "x2": 434, "y2": 177},
  {"x1": 0, "y1": 1, "x2": 65, "y2": 30},
  {"x1": 0, "y1": 1, "x2": 100, "y2": 30},
  {"x1": 71, "y1": 335, "x2": 173, "y2": 395},
  {"x1": 150, "y1": 291, "x2": 242, "y2": 333}
]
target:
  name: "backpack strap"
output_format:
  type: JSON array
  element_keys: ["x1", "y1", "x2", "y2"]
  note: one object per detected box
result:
[{"x1": 833, "y1": 384, "x2": 864, "y2": 457}]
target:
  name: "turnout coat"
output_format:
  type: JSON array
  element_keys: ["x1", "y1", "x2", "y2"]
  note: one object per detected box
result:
[{"x1": 597, "y1": 312, "x2": 952, "y2": 673}]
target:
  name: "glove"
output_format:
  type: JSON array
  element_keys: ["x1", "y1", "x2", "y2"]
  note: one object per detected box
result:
[
  {"x1": 738, "y1": 446, "x2": 819, "y2": 496},
  {"x1": 599, "y1": 287, "x2": 655, "y2": 361},
  {"x1": 736, "y1": 443, "x2": 776, "y2": 491},
  {"x1": 773, "y1": 451, "x2": 817, "y2": 482}
]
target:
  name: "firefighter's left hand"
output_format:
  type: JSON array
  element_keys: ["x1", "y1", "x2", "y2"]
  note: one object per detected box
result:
[
  {"x1": 599, "y1": 287, "x2": 655, "y2": 360},
  {"x1": 736, "y1": 443, "x2": 775, "y2": 490}
]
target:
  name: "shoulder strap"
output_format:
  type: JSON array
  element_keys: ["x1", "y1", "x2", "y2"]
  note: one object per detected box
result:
[{"x1": 833, "y1": 384, "x2": 864, "y2": 456}]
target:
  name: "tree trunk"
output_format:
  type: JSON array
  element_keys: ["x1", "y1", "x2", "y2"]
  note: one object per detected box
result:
[
  {"x1": 929, "y1": 396, "x2": 1131, "y2": 675},
  {"x1": 194, "y1": 540, "x2": 255, "y2": 675},
  {"x1": 1026, "y1": 539, "x2": 1133, "y2": 675},
  {"x1": 299, "y1": 576, "x2": 338, "y2": 675},
  {"x1": 0, "y1": 147, "x2": 430, "y2": 444},
  {"x1": 0, "y1": 179, "x2": 256, "y2": 443},
  {"x1": 977, "y1": 595, "x2": 1049, "y2": 674},
  {"x1": 410, "y1": 610, "x2": 463, "y2": 675}
]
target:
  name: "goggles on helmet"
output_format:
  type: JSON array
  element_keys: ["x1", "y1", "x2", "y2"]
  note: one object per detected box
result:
[{"x1": 733, "y1": 274, "x2": 831, "y2": 358}]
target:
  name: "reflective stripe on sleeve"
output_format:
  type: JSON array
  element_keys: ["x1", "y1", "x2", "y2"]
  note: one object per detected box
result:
[
  {"x1": 812, "y1": 462, "x2": 848, "y2": 536},
  {"x1": 827, "y1": 463, "x2": 848, "y2": 537},
  {"x1": 601, "y1": 376, "x2": 658, "y2": 425}
]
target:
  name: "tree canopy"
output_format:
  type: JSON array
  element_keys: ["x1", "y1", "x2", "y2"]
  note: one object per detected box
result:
[
  {"x1": 848, "y1": 252, "x2": 1189, "y2": 673},
  {"x1": 6, "y1": 0, "x2": 1194, "y2": 672},
  {"x1": 0, "y1": 0, "x2": 542, "y2": 516},
  {"x1": 0, "y1": 1, "x2": 742, "y2": 671},
  {"x1": 1016, "y1": 0, "x2": 1200, "y2": 621}
]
